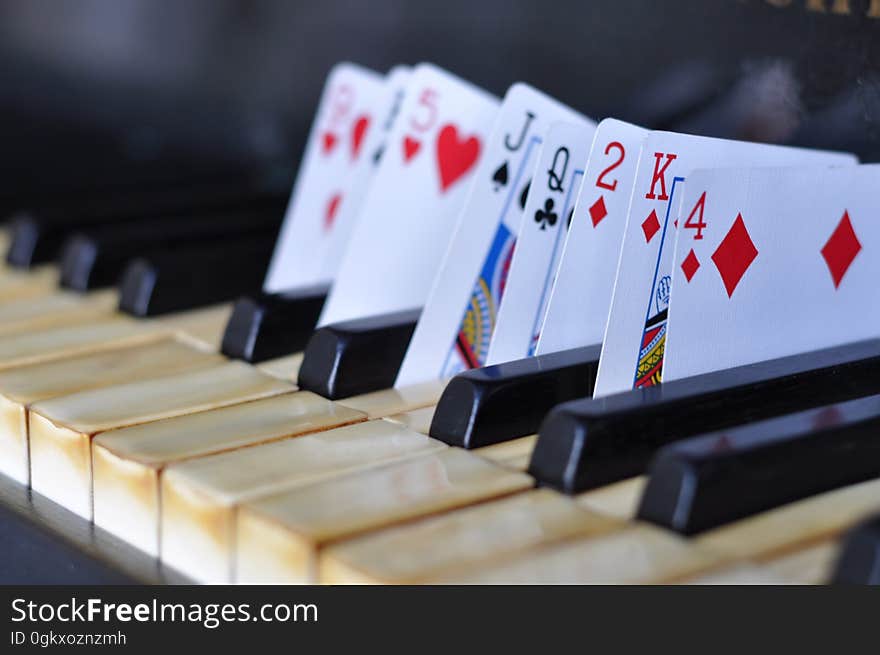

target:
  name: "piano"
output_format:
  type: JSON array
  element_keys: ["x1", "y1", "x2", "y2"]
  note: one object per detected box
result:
[{"x1": 1, "y1": 0, "x2": 880, "y2": 585}]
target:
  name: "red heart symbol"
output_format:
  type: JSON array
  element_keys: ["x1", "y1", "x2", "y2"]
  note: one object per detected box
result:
[
  {"x1": 322, "y1": 132, "x2": 338, "y2": 155},
  {"x1": 402, "y1": 136, "x2": 421, "y2": 163},
  {"x1": 436, "y1": 124, "x2": 481, "y2": 193},
  {"x1": 351, "y1": 115, "x2": 370, "y2": 160},
  {"x1": 324, "y1": 192, "x2": 342, "y2": 231}
]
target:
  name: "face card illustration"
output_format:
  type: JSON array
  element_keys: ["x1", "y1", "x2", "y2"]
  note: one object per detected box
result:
[
  {"x1": 264, "y1": 62, "x2": 387, "y2": 292},
  {"x1": 593, "y1": 131, "x2": 856, "y2": 398},
  {"x1": 487, "y1": 119, "x2": 596, "y2": 365},
  {"x1": 397, "y1": 83, "x2": 590, "y2": 386},
  {"x1": 536, "y1": 119, "x2": 648, "y2": 356},
  {"x1": 319, "y1": 63, "x2": 499, "y2": 326},
  {"x1": 665, "y1": 164, "x2": 880, "y2": 382}
]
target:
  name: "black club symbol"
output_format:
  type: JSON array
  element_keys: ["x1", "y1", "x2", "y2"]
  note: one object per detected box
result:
[{"x1": 534, "y1": 198, "x2": 558, "y2": 230}]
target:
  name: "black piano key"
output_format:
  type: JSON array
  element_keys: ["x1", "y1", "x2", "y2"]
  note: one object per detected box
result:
[
  {"x1": 6, "y1": 180, "x2": 284, "y2": 268},
  {"x1": 637, "y1": 396, "x2": 880, "y2": 535},
  {"x1": 296, "y1": 309, "x2": 420, "y2": 400},
  {"x1": 530, "y1": 339, "x2": 880, "y2": 494},
  {"x1": 220, "y1": 285, "x2": 329, "y2": 363},
  {"x1": 58, "y1": 204, "x2": 284, "y2": 291},
  {"x1": 118, "y1": 235, "x2": 275, "y2": 317},
  {"x1": 429, "y1": 345, "x2": 601, "y2": 449},
  {"x1": 831, "y1": 515, "x2": 880, "y2": 585}
]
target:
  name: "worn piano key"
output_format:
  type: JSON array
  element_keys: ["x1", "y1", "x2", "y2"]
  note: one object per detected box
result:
[
  {"x1": 118, "y1": 235, "x2": 274, "y2": 317},
  {"x1": 685, "y1": 563, "x2": 790, "y2": 584},
  {"x1": 297, "y1": 309, "x2": 420, "y2": 399},
  {"x1": 337, "y1": 380, "x2": 445, "y2": 419},
  {"x1": 576, "y1": 477, "x2": 647, "y2": 520},
  {"x1": 473, "y1": 435, "x2": 538, "y2": 472},
  {"x1": 531, "y1": 339, "x2": 880, "y2": 493},
  {"x1": 92, "y1": 393, "x2": 366, "y2": 556},
  {"x1": 0, "y1": 289, "x2": 117, "y2": 337},
  {"x1": 58, "y1": 204, "x2": 284, "y2": 291},
  {"x1": 384, "y1": 406, "x2": 436, "y2": 435},
  {"x1": 150, "y1": 303, "x2": 233, "y2": 350},
  {"x1": 161, "y1": 420, "x2": 447, "y2": 582},
  {"x1": 0, "y1": 266, "x2": 58, "y2": 302},
  {"x1": 234, "y1": 449, "x2": 533, "y2": 584},
  {"x1": 256, "y1": 352, "x2": 304, "y2": 381},
  {"x1": 638, "y1": 396, "x2": 880, "y2": 535},
  {"x1": 693, "y1": 476, "x2": 880, "y2": 569},
  {"x1": 221, "y1": 286, "x2": 328, "y2": 363},
  {"x1": 0, "y1": 336, "x2": 222, "y2": 485},
  {"x1": 830, "y1": 514, "x2": 880, "y2": 584},
  {"x1": 320, "y1": 489, "x2": 621, "y2": 584},
  {"x1": 28, "y1": 361, "x2": 292, "y2": 519},
  {"x1": 437, "y1": 523, "x2": 725, "y2": 584},
  {"x1": 429, "y1": 345, "x2": 600, "y2": 449},
  {"x1": 0, "y1": 317, "x2": 161, "y2": 370}
]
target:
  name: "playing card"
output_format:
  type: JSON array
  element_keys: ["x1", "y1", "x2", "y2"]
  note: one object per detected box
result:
[
  {"x1": 264, "y1": 62, "x2": 388, "y2": 292},
  {"x1": 593, "y1": 131, "x2": 857, "y2": 398},
  {"x1": 486, "y1": 119, "x2": 596, "y2": 365},
  {"x1": 665, "y1": 164, "x2": 880, "y2": 382},
  {"x1": 397, "y1": 84, "x2": 589, "y2": 386},
  {"x1": 536, "y1": 119, "x2": 648, "y2": 356},
  {"x1": 319, "y1": 63, "x2": 499, "y2": 325}
]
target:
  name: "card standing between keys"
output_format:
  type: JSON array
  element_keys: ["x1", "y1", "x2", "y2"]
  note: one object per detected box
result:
[
  {"x1": 592, "y1": 132, "x2": 857, "y2": 397},
  {"x1": 263, "y1": 63, "x2": 388, "y2": 291},
  {"x1": 664, "y1": 164, "x2": 880, "y2": 382},
  {"x1": 397, "y1": 84, "x2": 589, "y2": 385},
  {"x1": 318, "y1": 63, "x2": 499, "y2": 325},
  {"x1": 486, "y1": 119, "x2": 596, "y2": 364},
  {"x1": 537, "y1": 119, "x2": 648, "y2": 355}
]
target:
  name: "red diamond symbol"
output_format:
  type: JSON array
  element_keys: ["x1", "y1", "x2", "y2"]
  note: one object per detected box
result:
[
  {"x1": 681, "y1": 249, "x2": 700, "y2": 282},
  {"x1": 711, "y1": 213, "x2": 758, "y2": 298},
  {"x1": 821, "y1": 210, "x2": 861, "y2": 289},
  {"x1": 642, "y1": 210, "x2": 660, "y2": 243},
  {"x1": 589, "y1": 196, "x2": 608, "y2": 227}
]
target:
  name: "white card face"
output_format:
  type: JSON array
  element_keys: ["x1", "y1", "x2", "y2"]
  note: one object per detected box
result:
[
  {"x1": 486, "y1": 119, "x2": 596, "y2": 365},
  {"x1": 665, "y1": 164, "x2": 880, "y2": 382},
  {"x1": 318, "y1": 63, "x2": 499, "y2": 326},
  {"x1": 593, "y1": 131, "x2": 857, "y2": 398},
  {"x1": 264, "y1": 63, "x2": 387, "y2": 292},
  {"x1": 536, "y1": 119, "x2": 648, "y2": 356},
  {"x1": 398, "y1": 83, "x2": 589, "y2": 386}
]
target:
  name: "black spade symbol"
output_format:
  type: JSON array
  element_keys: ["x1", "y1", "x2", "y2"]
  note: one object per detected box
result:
[{"x1": 492, "y1": 161, "x2": 509, "y2": 190}]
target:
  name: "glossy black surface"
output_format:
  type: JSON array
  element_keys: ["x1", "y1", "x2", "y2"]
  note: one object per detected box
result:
[
  {"x1": 59, "y1": 204, "x2": 284, "y2": 291},
  {"x1": 429, "y1": 345, "x2": 601, "y2": 449},
  {"x1": 832, "y1": 515, "x2": 880, "y2": 585},
  {"x1": 5, "y1": 179, "x2": 283, "y2": 269},
  {"x1": 637, "y1": 397, "x2": 880, "y2": 535},
  {"x1": 221, "y1": 285, "x2": 329, "y2": 363},
  {"x1": 118, "y1": 235, "x2": 274, "y2": 317},
  {"x1": 297, "y1": 309, "x2": 420, "y2": 400},
  {"x1": 530, "y1": 339, "x2": 880, "y2": 494}
]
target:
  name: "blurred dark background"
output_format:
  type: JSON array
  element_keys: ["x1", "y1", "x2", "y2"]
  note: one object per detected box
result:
[{"x1": 2, "y1": 0, "x2": 880, "y2": 197}]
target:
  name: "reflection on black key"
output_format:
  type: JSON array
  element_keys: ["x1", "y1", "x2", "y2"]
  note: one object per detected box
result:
[
  {"x1": 637, "y1": 396, "x2": 880, "y2": 535},
  {"x1": 297, "y1": 309, "x2": 420, "y2": 400},
  {"x1": 530, "y1": 339, "x2": 880, "y2": 494},
  {"x1": 831, "y1": 515, "x2": 880, "y2": 585},
  {"x1": 429, "y1": 345, "x2": 600, "y2": 449},
  {"x1": 221, "y1": 285, "x2": 329, "y2": 363},
  {"x1": 59, "y1": 205, "x2": 284, "y2": 291},
  {"x1": 6, "y1": 181, "x2": 284, "y2": 268},
  {"x1": 118, "y1": 235, "x2": 274, "y2": 317}
]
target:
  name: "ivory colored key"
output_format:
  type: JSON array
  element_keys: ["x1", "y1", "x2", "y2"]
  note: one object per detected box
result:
[
  {"x1": 760, "y1": 542, "x2": 839, "y2": 584},
  {"x1": 576, "y1": 477, "x2": 647, "y2": 520},
  {"x1": 383, "y1": 406, "x2": 436, "y2": 435},
  {"x1": 151, "y1": 303, "x2": 233, "y2": 350},
  {"x1": 0, "y1": 289, "x2": 117, "y2": 337},
  {"x1": 161, "y1": 420, "x2": 448, "y2": 583},
  {"x1": 28, "y1": 361, "x2": 292, "y2": 519},
  {"x1": 337, "y1": 380, "x2": 446, "y2": 419},
  {"x1": 439, "y1": 523, "x2": 725, "y2": 584},
  {"x1": 92, "y1": 392, "x2": 367, "y2": 556},
  {"x1": 474, "y1": 435, "x2": 537, "y2": 472},
  {"x1": 234, "y1": 449, "x2": 533, "y2": 585},
  {"x1": 0, "y1": 266, "x2": 58, "y2": 302},
  {"x1": 0, "y1": 317, "x2": 162, "y2": 370},
  {"x1": 0, "y1": 336, "x2": 223, "y2": 485},
  {"x1": 256, "y1": 353, "x2": 304, "y2": 382},
  {"x1": 320, "y1": 489, "x2": 621, "y2": 584},
  {"x1": 685, "y1": 563, "x2": 790, "y2": 584}
]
